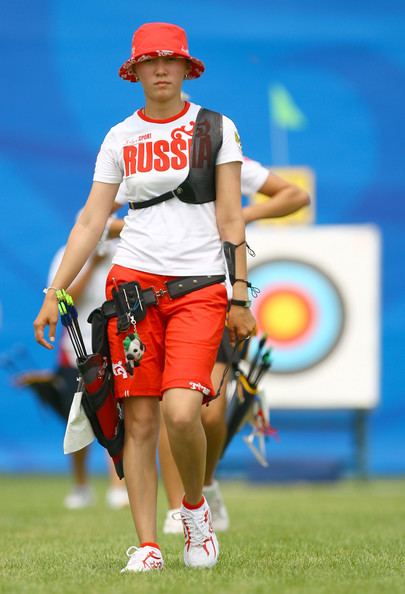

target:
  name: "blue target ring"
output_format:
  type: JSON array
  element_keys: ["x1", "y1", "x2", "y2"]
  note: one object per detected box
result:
[{"x1": 249, "y1": 258, "x2": 345, "y2": 373}]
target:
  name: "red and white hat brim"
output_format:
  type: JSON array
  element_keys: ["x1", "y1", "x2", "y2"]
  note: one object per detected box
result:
[{"x1": 119, "y1": 51, "x2": 205, "y2": 82}]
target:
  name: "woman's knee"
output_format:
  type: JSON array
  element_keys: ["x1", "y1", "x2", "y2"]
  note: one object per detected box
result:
[
  {"x1": 163, "y1": 408, "x2": 200, "y2": 435},
  {"x1": 124, "y1": 397, "x2": 160, "y2": 441},
  {"x1": 162, "y1": 389, "x2": 202, "y2": 434}
]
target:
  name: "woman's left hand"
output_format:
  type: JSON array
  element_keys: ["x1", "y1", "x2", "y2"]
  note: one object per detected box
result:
[{"x1": 226, "y1": 305, "x2": 257, "y2": 345}]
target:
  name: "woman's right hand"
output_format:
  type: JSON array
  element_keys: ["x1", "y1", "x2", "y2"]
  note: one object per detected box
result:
[
  {"x1": 33, "y1": 293, "x2": 59, "y2": 349},
  {"x1": 227, "y1": 305, "x2": 257, "y2": 345}
]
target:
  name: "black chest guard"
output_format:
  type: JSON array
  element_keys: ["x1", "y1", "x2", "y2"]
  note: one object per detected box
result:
[{"x1": 128, "y1": 108, "x2": 223, "y2": 210}]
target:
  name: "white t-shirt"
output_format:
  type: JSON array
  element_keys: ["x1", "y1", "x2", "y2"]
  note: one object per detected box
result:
[
  {"x1": 241, "y1": 157, "x2": 270, "y2": 196},
  {"x1": 48, "y1": 241, "x2": 117, "y2": 366},
  {"x1": 93, "y1": 102, "x2": 243, "y2": 276},
  {"x1": 114, "y1": 155, "x2": 271, "y2": 207}
]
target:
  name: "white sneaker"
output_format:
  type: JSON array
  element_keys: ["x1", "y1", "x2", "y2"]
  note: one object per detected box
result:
[
  {"x1": 106, "y1": 486, "x2": 129, "y2": 510},
  {"x1": 181, "y1": 497, "x2": 219, "y2": 568},
  {"x1": 163, "y1": 508, "x2": 183, "y2": 534},
  {"x1": 63, "y1": 485, "x2": 95, "y2": 510},
  {"x1": 203, "y1": 481, "x2": 229, "y2": 532},
  {"x1": 120, "y1": 545, "x2": 164, "y2": 573}
]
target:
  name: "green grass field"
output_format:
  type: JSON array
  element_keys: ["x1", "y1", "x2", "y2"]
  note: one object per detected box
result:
[{"x1": 0, "y1": 477, "x2": 404, "y2": 594}]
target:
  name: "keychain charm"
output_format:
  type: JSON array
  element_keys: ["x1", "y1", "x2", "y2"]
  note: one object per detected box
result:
[{"x1": 123, "y1": 330, "x2": 146, "y2": 375}]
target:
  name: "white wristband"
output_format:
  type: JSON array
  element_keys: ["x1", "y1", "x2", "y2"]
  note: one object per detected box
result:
[{"x1": 43, "y1": 286, "x2": 59, "y2": 295}]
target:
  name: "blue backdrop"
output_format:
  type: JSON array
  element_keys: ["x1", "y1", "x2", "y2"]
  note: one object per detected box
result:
[{"x1": 1, "y1": 0, "x2": 404, "y2": 476}]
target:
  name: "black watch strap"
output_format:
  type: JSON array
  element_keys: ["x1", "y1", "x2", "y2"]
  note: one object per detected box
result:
[{"x1": 230, "y1": 298, "x2": 251, "y2": 308}]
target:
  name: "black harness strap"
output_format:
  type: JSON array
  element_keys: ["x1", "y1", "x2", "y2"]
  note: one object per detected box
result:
[
  {"x1": 129, "y1": 108, "x2": 223, "y2": 210},
  {"x1": 129, "y1": 189, "x2": 180, "y2": 210}
]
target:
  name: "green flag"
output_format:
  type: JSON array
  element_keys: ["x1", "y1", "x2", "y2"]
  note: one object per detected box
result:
[{"x1": 269, "y1": 84, "x2": 307, "y2": 130}]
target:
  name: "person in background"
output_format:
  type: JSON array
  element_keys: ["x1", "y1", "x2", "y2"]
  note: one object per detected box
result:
[{"x1": 152, "y1": 157, "x2": 310, "y2": 532}]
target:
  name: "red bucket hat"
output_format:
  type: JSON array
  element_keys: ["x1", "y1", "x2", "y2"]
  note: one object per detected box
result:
[{"x1": 119, "y1": 22, "x2": 205, "y2": 83}]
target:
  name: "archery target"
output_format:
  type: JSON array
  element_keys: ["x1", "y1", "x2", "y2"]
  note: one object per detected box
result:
[
  {"x1": 249, "y1": 259, "x2": 345, "y2": 373},
  {"x1": 244, "y1": 226, "x2": 380, "y2": 409}
]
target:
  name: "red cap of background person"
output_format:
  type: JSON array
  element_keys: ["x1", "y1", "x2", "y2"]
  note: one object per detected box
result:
[{"x1": 119, "y1": 22, "x2": 205, "y2": 83}]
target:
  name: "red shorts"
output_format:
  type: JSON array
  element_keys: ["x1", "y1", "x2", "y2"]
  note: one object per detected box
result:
[{"x1": 106, "y1": 265, "x2": 228, "y2": 400}]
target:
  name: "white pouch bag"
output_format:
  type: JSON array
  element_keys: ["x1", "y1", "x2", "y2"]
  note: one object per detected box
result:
[{"x1": 63, "y1": 385, "x2": 95, "y2": 454}]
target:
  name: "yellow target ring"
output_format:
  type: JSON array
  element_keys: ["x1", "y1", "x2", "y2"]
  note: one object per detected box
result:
[{"x1": 258, "y1": 288, "x2": 313, "y2": 343}]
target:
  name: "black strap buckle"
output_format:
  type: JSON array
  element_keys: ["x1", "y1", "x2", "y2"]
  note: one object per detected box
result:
[{"x1": 154, "y1": 288, "x2": 169, "y2": 301}]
